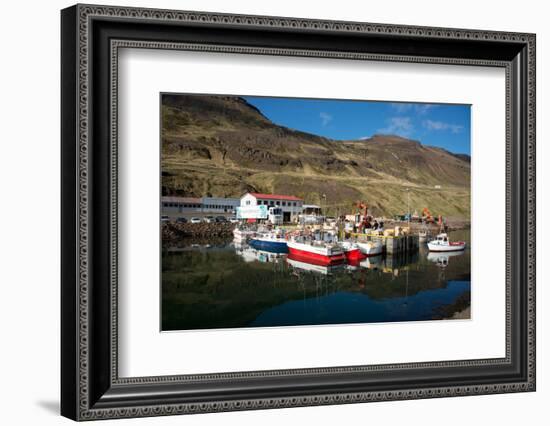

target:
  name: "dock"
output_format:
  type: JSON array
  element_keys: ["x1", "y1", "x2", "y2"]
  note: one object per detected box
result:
[{"x1": 350, "y1": 232, "x2": 419, "y2": 255}]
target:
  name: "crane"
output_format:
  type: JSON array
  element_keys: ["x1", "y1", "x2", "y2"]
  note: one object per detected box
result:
[
  {"x1": 355, "y1": 201, "x2": 373, "y2": 231},
  {"x1": 422, "y1": 207, "x2": 435, "y2": 224}
]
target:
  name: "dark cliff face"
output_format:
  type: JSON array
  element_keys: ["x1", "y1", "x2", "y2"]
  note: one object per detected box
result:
[{"x1": 161, "y1": 94, "x2": 471, "y2": 218}]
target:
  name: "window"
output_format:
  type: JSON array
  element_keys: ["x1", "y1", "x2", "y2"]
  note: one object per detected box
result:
[
  {"x1": 270, "y1": 200, "x2": 274, "y2": 206},
  {"x1": 276, "y1": 201, "x2": 280, "y2": 206},
  {"x1": 293, "y1": 202, "x2": 297, "y2": 206},
  {"x1": 282, "y1": 201, "x2": 286, "y2": 206},
  {"x1": 246, "y1": 200, "x2": 250, "y2": 205}
]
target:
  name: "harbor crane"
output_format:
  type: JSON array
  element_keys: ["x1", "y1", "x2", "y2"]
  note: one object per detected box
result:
[
  {"x1": 355, "y1": 201, "x2": 373, "y2": 231},
  {"x1": 422, "y1": 207, "x2": 436, "y2": 224}
]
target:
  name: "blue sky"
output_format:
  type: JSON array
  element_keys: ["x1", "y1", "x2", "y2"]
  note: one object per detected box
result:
[{"x1": 243, "y1": 96, "x2": 471, "y2": 155}]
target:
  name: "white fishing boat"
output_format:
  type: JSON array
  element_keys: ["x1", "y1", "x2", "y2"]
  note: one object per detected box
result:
[
  {"x1": 232, "y1": 227, "x2": 255, "y2": 242},
  {"x1": 427, "y1": 233, "x2": 466, "y2": 252},
  {"x1": 356, "y1": 240, "x2": 384, "y2": 256}
]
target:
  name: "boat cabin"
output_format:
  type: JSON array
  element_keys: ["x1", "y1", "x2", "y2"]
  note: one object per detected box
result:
[{"x1": 435, "y1": 233, "x2": 449, "y2": 242}]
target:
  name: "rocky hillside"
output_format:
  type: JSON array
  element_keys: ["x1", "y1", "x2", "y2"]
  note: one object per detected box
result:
[{"x1": 161, "y1": 94, "x2": 471, "y2": 219}]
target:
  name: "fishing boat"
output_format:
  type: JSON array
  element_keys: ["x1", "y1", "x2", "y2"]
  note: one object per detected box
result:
[
  {"x1": 356, "y1": 240, "x2": 384, "y2": 256},
  {"x1": 287, "y1": 238, "x2": 346, "y2": 266},
  {"x1": 339, "y1": 241, "x2": 366, "y2": 262},
  {"x1": 249, "y1": 230, "x2": 288, "y2": 253},
  {"x1": 232, "y1": 227, "x2": 255, "y2": 242},
  {"x1": 427, "y1": 233, "x2": 466, "y2": 252}
]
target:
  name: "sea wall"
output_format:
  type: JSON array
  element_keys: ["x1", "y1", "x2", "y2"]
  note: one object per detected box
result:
[{"x1": 162, "y1": 222, "x2": 235, "y2": 243}]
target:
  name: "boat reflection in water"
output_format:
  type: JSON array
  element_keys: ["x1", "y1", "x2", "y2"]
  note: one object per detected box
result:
[
  {"x1": 161, "y1": 229, "x2": 471, "y2": 330},
  {"x1": 286, "y1": 253, "x2": 346, "y2": 275},
  {"x1": 427, "y1": 250, "x2": 464, "y2": 268},
  {"x1": 359, "y1": 255, "x2": 383, "y2": 270},
  {"x1": 235, "y1": 244, "x2": 287, "y2": 264}
]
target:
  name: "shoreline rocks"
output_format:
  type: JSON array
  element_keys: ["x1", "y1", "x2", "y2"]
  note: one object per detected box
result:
[{"x1": 162, "y1": 222, "x2": 235, "y2": 243}]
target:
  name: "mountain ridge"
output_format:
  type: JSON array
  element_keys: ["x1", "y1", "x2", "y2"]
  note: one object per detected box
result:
[{"x1": 161, "y1": 95, "x2": 471, "y2": 218}]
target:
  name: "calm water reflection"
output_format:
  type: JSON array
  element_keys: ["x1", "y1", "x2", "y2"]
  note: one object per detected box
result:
[{"x1": 162, "y1": 230, "x2": 471, "y2": 331}]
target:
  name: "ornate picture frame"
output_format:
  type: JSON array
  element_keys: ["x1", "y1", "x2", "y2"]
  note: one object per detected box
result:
[{"x1": 61, "y1": 4, "x2": 535, "y2": 420}]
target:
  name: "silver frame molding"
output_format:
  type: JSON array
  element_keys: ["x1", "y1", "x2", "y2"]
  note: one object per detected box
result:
[{"x1": 61, "y1": 3, "x2": 536, "y2": 421}]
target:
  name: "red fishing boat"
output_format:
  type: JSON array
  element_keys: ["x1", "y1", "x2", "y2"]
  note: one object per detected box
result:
[{"x1": 286, "y1": 239, "x2": 346, "y2": 266}]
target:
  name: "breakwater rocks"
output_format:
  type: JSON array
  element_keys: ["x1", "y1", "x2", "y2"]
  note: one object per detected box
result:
[{"x1": 162, "y1": 222, "x2": 235, "y2": 243}]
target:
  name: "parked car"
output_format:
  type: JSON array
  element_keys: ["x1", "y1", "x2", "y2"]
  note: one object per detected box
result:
[
  {"x1": 203, "y1": 216, "x2": 215, "y2": 223},
  {"x1": 228, "y1": 217, "x2": 239, "y2": 223},
  {"x1": 175, "y1": 217, "x2": 187, "y2": 223},
  {"x1": 215, "y1": 216, "x2": 227, "y2": 223},
  {"x1": 190, "y1": 217, "x2": 202, "y2": 224},
  {"x1": 161, "y1": 215, "x2": 170, "y2": 223}
]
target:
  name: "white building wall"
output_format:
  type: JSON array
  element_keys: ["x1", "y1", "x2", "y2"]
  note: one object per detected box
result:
[
  {"x1": 240, "y1": 193, "x2": 259, "y2": 207},
  {"x1": 240, "y1": 193, "x2": 304, "y2": 221}
]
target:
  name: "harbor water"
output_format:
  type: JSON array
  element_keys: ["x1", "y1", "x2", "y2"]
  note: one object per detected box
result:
[{"x1": 162, "y1": 230, "x2": 471, "y2": 331}]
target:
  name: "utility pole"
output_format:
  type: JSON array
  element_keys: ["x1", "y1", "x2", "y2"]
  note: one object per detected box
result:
[{"x1": 406, "y1": 188, "x2": 410, "y2": 225}]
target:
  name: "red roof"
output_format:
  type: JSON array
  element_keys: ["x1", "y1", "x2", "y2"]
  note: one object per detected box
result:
[{"x1": 248, "y1": 193, "x2": 302, "y2": 201}]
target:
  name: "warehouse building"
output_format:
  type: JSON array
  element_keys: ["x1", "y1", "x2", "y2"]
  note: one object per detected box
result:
[
  {"x1": 239, "y1": 192, "x2": 303, "y2": 222},
  {"x1": 161, "y1": 196, "x2": 240, "y2": 219}
]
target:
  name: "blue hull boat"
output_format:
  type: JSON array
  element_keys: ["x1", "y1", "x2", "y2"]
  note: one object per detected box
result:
[{"x1": 249, "y1": 238, "x2": 288, "y2": 254}]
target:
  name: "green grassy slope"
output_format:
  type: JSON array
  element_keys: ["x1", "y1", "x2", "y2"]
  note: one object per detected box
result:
[{"x1": 161, "y1": 94, "x2": 471, "y2": 219}]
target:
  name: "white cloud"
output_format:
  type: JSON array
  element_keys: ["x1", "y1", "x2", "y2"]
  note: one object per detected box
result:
[
  {"x1": 390, "y1": 103, "x2": 413, "y2": 113},
  {"x1": 391, "y1": 103, "x2": 434, "y2": 115},
  {"x1": 423, "y1": 119, "x2": 463, "y2": 133},
  {"x1": 319, "y1": 112, "x2": 333, "y2": 127},
  {"x1": 377, "y1": 117, "x2": 414, "y2": 137},
  {"x1": 414, "y1": 104, "x2": 433, "y2": 115}
]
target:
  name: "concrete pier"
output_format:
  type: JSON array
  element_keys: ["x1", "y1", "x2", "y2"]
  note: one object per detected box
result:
[{"x1": 351, "y1": 233, "x2": 419, "y2": 255}]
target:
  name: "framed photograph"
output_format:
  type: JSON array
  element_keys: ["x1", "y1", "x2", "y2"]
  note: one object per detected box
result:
[{"x1": 61, "y1": 4, "x2": 536, "y2": 421}]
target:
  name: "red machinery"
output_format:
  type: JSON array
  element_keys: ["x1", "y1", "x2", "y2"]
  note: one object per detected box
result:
[
  {"x1": 356, "y1": 201, "x2": 372, "y2": 231},
  {"x1": 422, "y1": 207, "x2": 435, "y2": 224}
]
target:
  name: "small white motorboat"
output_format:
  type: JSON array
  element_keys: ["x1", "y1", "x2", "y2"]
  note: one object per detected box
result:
[
  {"x1": 356, "y1": 240, "x2": 384, "y2": 256},
  {"x1": 427, "y1": 233, "x2": 466, "y2": 252}
]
